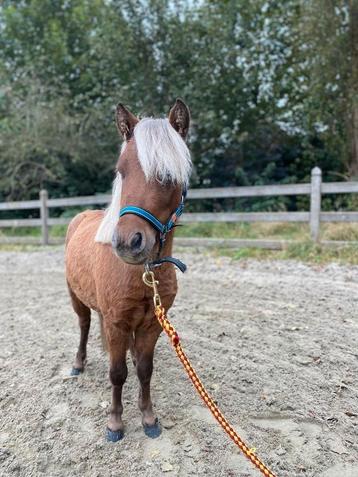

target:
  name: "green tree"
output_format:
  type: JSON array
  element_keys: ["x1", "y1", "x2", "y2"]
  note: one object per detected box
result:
[
  {"x1": 296, "y1": 0, "x2": 358, "y2": 178},
  {"x1": 0, "y1": 0, "x2": 356, "y2": 211}
]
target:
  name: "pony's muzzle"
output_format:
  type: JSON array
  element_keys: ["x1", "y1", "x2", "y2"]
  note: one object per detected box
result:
[{"x1": 112, "y1": 229, "x2": 154, "y2": 264}]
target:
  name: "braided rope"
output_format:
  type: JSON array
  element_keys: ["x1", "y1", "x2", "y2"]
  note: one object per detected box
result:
[{"x1": 155, "y1": 305, "x2": 277, "y2": 477}]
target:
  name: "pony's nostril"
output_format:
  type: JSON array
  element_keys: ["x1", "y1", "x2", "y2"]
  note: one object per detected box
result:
[{"x1": 130, "y1": 232, "x2": 143, "y2": 251}]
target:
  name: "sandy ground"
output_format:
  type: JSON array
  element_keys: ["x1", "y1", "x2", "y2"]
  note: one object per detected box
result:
[{"x1": 0, "y1": 248, "x2": 358, "y2": 477}]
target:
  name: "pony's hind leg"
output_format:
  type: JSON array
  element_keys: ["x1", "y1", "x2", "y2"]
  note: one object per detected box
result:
[
  {"x1": 68, "y1": 286, "x2": 91, "y2": 376},
  {"x1": 134, "y1": 324, "x2": 162, "y2": 438}
]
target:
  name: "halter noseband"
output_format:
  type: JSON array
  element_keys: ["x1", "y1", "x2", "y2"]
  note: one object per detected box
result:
[{"x1": 119, "y1": 187, "x2": 187, "y2": 270}]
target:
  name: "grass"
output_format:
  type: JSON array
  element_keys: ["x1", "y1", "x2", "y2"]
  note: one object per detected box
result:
[
  {"x1": 175, "y1": 222, "x2": 310, "y2": 240},
  {"x1": 0, "y1": 224, "x2": 67, "y2": 238},
  {"x1": 1, "y1": 222, "x2": 357, "y2": 264},
  {"x1": 176, "y1": 223, "x2": 358, "y2": 265},
  {"x1": 1, "y1": 221, "x2": 358, "y2": 241},
  {"x1": 176, "y1": 221, "x2": 358, "y2": 242},
  {"x1": 0, "y1": 244, "x2": 45, "y2": 252},
  {"x1": 215, "y1": 242, "x2": 358, "y2": 265}
]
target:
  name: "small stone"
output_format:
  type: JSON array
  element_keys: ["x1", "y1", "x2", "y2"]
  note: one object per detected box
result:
[
  {"x1": 100, "y1": 401, "x2": 109, "y2": 409},
  {"x1": 0, "y1": 447, "x2": 11, "y2": 462},
  {"x1": 161, "y1": 418, "x2": 175, "y2": 430},
  {"x1": 62, "y1": 375, "x2": 78, "y2": 381},
  {"x1": 161, "y1": 462, "x2": 173, "y2": 472},
  {"x1": 0, "y1": 433, "x2": 10, "y2": 445},
  {"x1": 328, "y1": 438, "x2": 348, "y2": 455},
  {"x1": 276, "y1": 446, "x2": 286, "y2": 456},
  {"x1": 78, "y1": 462, "x2": 87, "y2": 473},
  {"x1": 295, "y1": 357, "x2": 312, "y2": 366}
]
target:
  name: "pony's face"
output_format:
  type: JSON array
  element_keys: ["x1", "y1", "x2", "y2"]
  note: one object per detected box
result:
[
  {"x1": 110, "y1": 99, "x2": 191, "y2": 265},
  {"x1": 112, "y1": 140, "x2": 182, "y2": 264}
]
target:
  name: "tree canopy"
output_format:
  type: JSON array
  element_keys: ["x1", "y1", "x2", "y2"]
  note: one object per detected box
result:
[{"x1": 0, "y1": 0, "x2": 356, "y2": 209}]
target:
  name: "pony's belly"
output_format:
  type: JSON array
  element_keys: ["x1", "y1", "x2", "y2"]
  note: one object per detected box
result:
[
  {"x1": 71, "y1": 282, "x2": 100, "y2": 312},
  {"x1": 66, "y1": 262, "x2": 100, "y2": 311}
]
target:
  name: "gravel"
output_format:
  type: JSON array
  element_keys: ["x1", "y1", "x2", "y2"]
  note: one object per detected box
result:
[{"x1": 0, "y1": 248, "x2": 357, "y2": 477}]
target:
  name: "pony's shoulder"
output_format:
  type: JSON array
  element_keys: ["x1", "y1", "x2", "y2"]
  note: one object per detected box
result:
[{"x1": 65, "y1": 210, "x2": 104, "y2": 246}]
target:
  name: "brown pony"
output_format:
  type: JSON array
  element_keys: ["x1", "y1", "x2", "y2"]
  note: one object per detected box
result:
[{"x1": 65, "y1": 99, "x2": 191, "y2": 441}]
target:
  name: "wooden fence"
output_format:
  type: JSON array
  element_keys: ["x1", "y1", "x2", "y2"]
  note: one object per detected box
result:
[{"x1": 0, "y1": 167, "x2": 357, "y2": 248}]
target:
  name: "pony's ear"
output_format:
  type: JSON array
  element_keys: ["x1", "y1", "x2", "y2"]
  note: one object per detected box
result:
[
  {"x1": 168, "y1": 98, "x2": 190, "y2": 140},
  {"x1": 115, "y1": 103, "x2": 139, "y2": 141}
]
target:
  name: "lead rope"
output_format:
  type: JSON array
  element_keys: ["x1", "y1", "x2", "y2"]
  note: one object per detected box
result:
[{"x1": 142, "y1": 270, "x2": 277, "y2": 477}]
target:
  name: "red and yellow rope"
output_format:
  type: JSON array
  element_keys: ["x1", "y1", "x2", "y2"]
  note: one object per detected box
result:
[{"x1": 143, "y1": 270, "x2": 277, "y2": 477}]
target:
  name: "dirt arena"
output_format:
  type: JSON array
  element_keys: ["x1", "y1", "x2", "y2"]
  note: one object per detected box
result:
[{"x1": 0, "y1": 248, "x2": 357, "y2": 477}]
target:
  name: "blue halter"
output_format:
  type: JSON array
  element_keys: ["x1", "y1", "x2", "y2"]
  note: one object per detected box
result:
[{"x1": 119, "y1": 187, "x2": 187, "y2": 250}]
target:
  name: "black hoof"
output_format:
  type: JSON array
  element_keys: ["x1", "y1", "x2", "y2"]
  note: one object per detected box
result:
[
  {"x1": 70, "y1": 367, "x2": 82, "y2": 376},
  {"x1": 143, "y1": 418, "x2": 162, "y2": 439},
  {"x1": 106, "y1": 427, "x2": 124, "y2": 442}
]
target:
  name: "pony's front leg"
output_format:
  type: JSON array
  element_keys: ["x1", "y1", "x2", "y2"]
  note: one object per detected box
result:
[
  {"x1": 105, "y1": 322, "x2": 129, "y2": 442},
  {"x1": 134, "y1": 323, "x2": 162, "y2": 438}
]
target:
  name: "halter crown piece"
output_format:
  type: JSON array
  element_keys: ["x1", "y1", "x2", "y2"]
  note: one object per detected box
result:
[{"x1": 119, "y1": 187, "x2": 187, "y2": 273}]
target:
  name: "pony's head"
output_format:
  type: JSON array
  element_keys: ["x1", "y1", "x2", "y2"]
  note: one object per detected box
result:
[{"x1": 95, "y1": 99, "x2": 191, "y2": 265}]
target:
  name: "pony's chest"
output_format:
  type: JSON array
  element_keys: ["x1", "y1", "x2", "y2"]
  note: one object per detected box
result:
[{"x1": 96, "y1": 265, "x2": 177, "y2": 325}]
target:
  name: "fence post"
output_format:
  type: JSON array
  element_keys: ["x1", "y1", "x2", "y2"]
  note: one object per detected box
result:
[
  {"x1": 40, "y1": 189, "x2": 49, "y2": 245},
  {"x1": 310, "y1": 167, "x2": 322, "y2": 243}
]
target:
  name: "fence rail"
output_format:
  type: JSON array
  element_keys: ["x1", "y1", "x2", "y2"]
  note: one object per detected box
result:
[{"x1": 0, "y1": 167, "x2": 357, "y2": 247}]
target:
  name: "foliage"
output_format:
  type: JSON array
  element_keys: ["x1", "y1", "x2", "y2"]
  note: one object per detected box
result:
[{"x1": 0, "y1": 0, "x2": 356, "y2": 210}]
